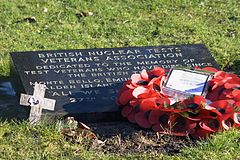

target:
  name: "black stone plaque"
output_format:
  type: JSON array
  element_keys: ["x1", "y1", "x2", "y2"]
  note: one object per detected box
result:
[{"x1": 10, "y1": 44, "x2": 219, "y2": 121}]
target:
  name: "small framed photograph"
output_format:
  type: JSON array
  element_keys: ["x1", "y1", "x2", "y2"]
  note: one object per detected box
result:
[{"x1": 162, "y1": 67, "x2": 213, "y2": 99}]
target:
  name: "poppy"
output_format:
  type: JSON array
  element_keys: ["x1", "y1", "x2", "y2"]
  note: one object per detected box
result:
[
  {"x1": 129, "y1": 68, "x2": 165, "y2": 88},
  {"x1": 185, "y1": 104, "x2": 229, "y2": 122},
  {"x1": 169, "y1": 114, "x2": 197, "y2": 136},
  {"x1": 130, "y1": 69, "x2": 150, "y2": 87},
  {"x1": 127, "y1": 111, "x2": 137, "y2": 123},
  {"x1": 132, "y1": 86, "x2": 150, "y2": 98},
  {"x1": 126, "y1": 101, "x2": 142, "y2": 123},
  {"x1": 182, "y1": 95, "x2": 206, "y2": 110},
  {"x1": 191, "y1": 125, "x2": 212, "y2": 139},
  {"x1": 206, "y1": 86, "x2": 233, "y2": 101},
  {"x1": 232, "y1": 112, "x2": 240, "y2": 127},
  {"x1": 135, "y1": 111, "x2": 152, "y2": 128},
  {"x1": 121, "y1": 101, "x2": 138, "y2": 123},
  {"x1": 148, "y1": 67, "x2": 165, "y2": 79},
  {"x1": 209, "y1": 100, "x2": 235, "y2": 120},
  {"x1": 199, "y1": 118, "x2": 221, "y2": 132},
  {"x1": 148, "y1": 109, "x2": 172, "y2": 134},
  {"x1": 222, "y1": 118, "x2": 235, "y2": 130},
  {"x1": 221, "y1": 102, "x2": 240, "y2": 129},
  {"x1": 130, "y1": 67, "x2": 166, "y2": 90},
  {"x1": 232, "y1": 90, "x2": 240, "y2": 101},
  {"x1": 139, "y1": 97, "x2": 158, "y2": 112},
  {"x1": 121, "y1": 105, "x2": 133, "y2": 117},
  {"x1": 140, "y1": 96, "x2": 171, "y2": 111},
  {"x1": 121, "y1": 99, "x2": 142, "y2": 123},
  {"x1": 187, "y1": 108, "x2": 216, "y2": 120},
  {"x1": 148, "y1": 75, "x2": 167, "y2": 96},
  {"x1": 223, "y1": 74, "x2": 240, "y2": 89},
  {"x1": 137, "y1": 90, "x2": 161, "y2": 99},
  {"x1": 117, "y1": 80, "x2": 135, "y2": 106},
  {"x1": 185, "y1": 111, "x2": 201, "y2": 121},
  {"x1": 117, "y1": 89, "x2": 134, "y2": 106},
  {"x1": 149, "y1": 110, "x2": 168, "y2": 124},
  {"x1": 210, "y1": 71, "x2": 240, "y2": 90}
]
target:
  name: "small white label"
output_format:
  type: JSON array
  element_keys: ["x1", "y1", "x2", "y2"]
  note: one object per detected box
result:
[{"x1": 165, "y1": 69, "x2": 209, "y2": 96}]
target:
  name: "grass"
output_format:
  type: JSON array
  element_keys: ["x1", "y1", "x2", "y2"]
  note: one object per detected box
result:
[
  {"x1": 173, "y1": 129, "x2": 240, "y2": 160},
  {"x1": 0, "y1": 0, "x2": 240, "y2": 159},
  {"x1": 0, "y1": 0, "x2": 240, "y2": 76},
  {"x1": 0, "y1": 120, "x2": 239, "y2": 160}
]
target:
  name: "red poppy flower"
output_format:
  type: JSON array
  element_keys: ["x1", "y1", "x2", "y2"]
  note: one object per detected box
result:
[
  {"x1": 125, "y1": 102, "x2": 142, "y2": 124},
  {"x1": 121, "y1": 105, "x2": 133, "y2": 117},
  {"x1": 224, "y1": 74, "x2": 240, "y2": 89},
  {"x1": 206, "y1": 86, "x2": 233, "y2": 101},
  {"x1": 139, "y1": 98, "x2": 157, "y2": 111},
  {"x1": 208, "y1": 71, "x2": 229, "y2": 89},
  {"x1": 129, "y1": 68, "x2": 166, "y2": 88},
  {"x1": 165, "y1": 96, "x2": 207, "y2": 115},
  {"x1": 135, "y1": 83, "x2": 168, "y2": 100},
  {"x1": 191, "y1": 125, "x2": 212, "y2": 139},
  {"x1": 169, "y1": 114, "x2": 197, "y2": 136},
  {"x1": 133, "y1": 87, "x2": 161, "y2": 100},
  {"x1": 148, "y1": 109, "x2": 174, "y2": 134},
  {"x1": 232, "y1": 112, "x2": 240, "y2": 127},
  {"x1": 117, "y1": 80, "x2": 134, "y2": 106},
  {"x1": 221, "y1": 118, "x2": 235, "y2": 130},
  {"x1": 148, "y1": 67, "x2": 165, "y2": 78},
  {"x1": 186, "y1": 109, "x2": 208, "y2": 121},
  {"x1": 210, "y1": 71, "x2": 240, "y2": 90},
  {"x1": 132, "y1": 86, "x2": 150, "y2": 98},
  {"x1": 208, "y1": 100, "x2": 235, "y2": 120},
  {"x1": 221, "y1": 102, "x2": 240, "y2": 129},
  {"x1": 186, "y1": 104, "x2": 228, "y2": 121},
  {"x1": 139, "y1": 97, "x2": 169, "y2": 112},
  {"x1": 120, "y1": 99, "x2": 142, "y2": 123},
  {"x1": 182, "y1": 95, "x2": 206, "y2": 110},
  {"x1": 199, "y1": 118, "x2": 221, "y2": 132},
  {"x1": 129, "y1": 67, "x2": 166, "y2": 88},
  {"x1": 148, "y1": 75, "x2": 166, "y2": 90},
  {"x1": 151, "y1": 111, "x2": 171, "y2": 134},
  {"x1": 149, "y1": 110, "x2": 167, "y2": 124},
  {"x1": 130, "y1": 69, "x2": 149, "y2": 87},
  {"x1": 232, "y1": 90, "x2": 240, "y2": 101},
  {"x1": 135, "y1": 111, "x2": 151, "y2": 128},
  {"x1": 138, "y1": 90, "x2": 162, "y2": 99},
  {"x1": 117, "y1": 89, "x2": 134, "y2": 106},
  {"x1": 127, "y1": 111, "x2": 137, "y2": 123}
]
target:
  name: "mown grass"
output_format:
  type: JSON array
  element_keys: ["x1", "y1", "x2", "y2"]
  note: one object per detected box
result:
[
  {"x1": 0, "y1": 0, "x2": 240, "y2": 76},
  {"x1": 0, "y1": 0, "x2": 240, "y2": 159},
  {"x1": 0, "y1": 120, "x2": 239, "y2": 160}
]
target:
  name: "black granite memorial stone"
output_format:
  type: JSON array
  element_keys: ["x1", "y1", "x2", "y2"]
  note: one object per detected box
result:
[{"x1": 10, "y1": 44, "x2": 219, "y2": 122}]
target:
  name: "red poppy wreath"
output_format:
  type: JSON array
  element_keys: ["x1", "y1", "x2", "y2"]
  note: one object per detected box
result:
[{"x1": 116, "y1": 67, "x2": 240, "y2": 139}]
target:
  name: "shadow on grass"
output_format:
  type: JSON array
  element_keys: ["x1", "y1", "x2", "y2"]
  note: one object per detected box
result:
[{"x1": 0, "y1": 76, "x2": 29, "y2": 121}]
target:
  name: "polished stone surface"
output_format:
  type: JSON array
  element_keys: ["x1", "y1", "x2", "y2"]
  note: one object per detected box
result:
[{"x1": 10, "y1": 44, "x2": 219, "y2": 121}]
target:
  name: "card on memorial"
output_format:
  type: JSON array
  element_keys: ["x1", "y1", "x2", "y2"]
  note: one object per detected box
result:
[{"x1": 162, "y1": 67, "x2": 213, "y2": 100}]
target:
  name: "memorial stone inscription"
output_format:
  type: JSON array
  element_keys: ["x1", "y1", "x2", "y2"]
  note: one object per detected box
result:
[{"x1": 10, "y1": 44, "x2": 219, "y2": 119}]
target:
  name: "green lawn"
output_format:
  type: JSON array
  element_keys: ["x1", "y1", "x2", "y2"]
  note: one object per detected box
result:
[
  {"x1": 1, "y1": 0, "x2": 240, "y2": 76},
  {"x1": 0, "y1": 0, "x2": 240, "y2": 159},
  {"x1": 0, "y1": 120, "x2": 239, "y2": 159}
]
